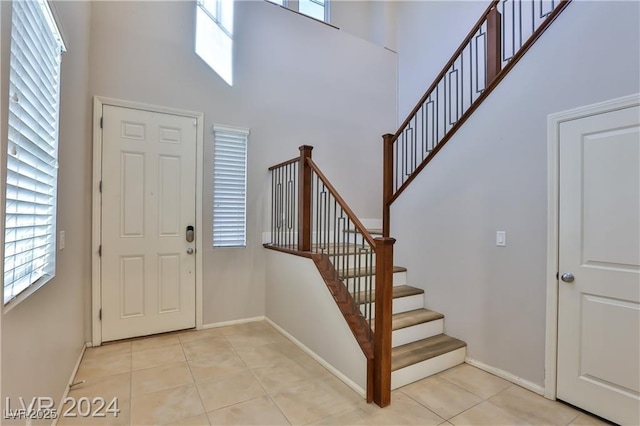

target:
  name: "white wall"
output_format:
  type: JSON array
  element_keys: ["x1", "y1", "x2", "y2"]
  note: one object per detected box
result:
[
  {"x1": 265, "y1": 250, "x2": 367, "y2": 392},
  {"x1": 0, "y1": 1, "x2": 92, "y2": 421},
  {"x1": 391, "y1": 0, "x2": 640, "y2": 387},
  {"x1": 88, "y1": 0, "x2": 396, "y2": 326},
  {"x1": 330, "y1": 0, "x2": 396, "y2": 50},
  {"x1": 395, "y1": 0, "x2": 487, "y2": 121},
  {"x1": 0, "y1": 0, "x2": 3, "y2": 404}
]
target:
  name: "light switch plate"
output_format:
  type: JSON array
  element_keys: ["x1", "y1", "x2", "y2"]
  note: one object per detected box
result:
[
  {"x1": 496, "y1": 231, "x2": 506, "y2": 247},
  {"x1": 60, "y1": 230, "x2": 65, "y2": 250}
]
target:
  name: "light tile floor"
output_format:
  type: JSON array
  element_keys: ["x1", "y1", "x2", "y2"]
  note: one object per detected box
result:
[{"x1": 58, "y1": 321, "x2": 610, "y2": 426}]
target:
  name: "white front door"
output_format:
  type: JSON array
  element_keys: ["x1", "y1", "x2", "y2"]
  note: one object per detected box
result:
[
  {"x1": 101, "y1": 105, "x2": 197, "y2": 342},
  {"x1": 557, "y1": 105, "x2": 640, "y2": 425}
]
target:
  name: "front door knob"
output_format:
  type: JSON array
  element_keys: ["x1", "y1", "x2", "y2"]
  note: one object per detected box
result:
[
  {"x1": 561, "y1": 272, "x2": 575, "y2": 283},
  {"x1": 186, "y1": 247, "x2": 194, "y2": 255}
]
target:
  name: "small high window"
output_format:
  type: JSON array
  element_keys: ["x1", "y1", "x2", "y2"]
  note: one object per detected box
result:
[
  {"x1": 196, "y1": 0, "x2": 234, "y2": 86},
  {"x1": 268, "y1": 0, "x2": 330, "y2": 23}
]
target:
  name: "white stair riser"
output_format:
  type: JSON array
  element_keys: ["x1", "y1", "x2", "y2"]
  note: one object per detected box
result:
[
  {"x1": 391, "y1": 347, "x2": 466, "y2": 390},
  {"x1": 392, "y1": 271, "x2": 407, "y2": 286},
  {"x1": 392, "y1": 319, "x2": 444, "y2": 348},
  {"x1": 363, "y1": 293, "x2": 424, "y2": 319},
  {"x1": 342, "y1": 271, "x2": 407, "y2": 288}
]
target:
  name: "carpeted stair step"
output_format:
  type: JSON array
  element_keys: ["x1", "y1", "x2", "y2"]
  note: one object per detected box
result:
[
  {"x1": 345, "y1": 228, "x2": 383, "y2": 236},
  {"x1": 340, "y1": 265, "x2": 407, "y2": 280},
  {"x1": 356, "y1": 286, "x2": 425, "y2": 320},
  {"x1": 391, "y1": 334, "x2": 467, "y2": 389},
  {"x1": 371, "y1": 308, "x2": 445, "y2": 348},
  {"x1": 354, "y1": 285, "x2": 422, "y2": 305},
  {"x1": 391, "y1": 309, "x2": 443, "y2": 331}
]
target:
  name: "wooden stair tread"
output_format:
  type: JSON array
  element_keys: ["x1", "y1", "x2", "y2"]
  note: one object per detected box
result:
[
  {"x1": 311, "y1": 243, "x2": 373, "y2": 255},
  {"x1": 345, "y1": 228, "x2": 383, "y2": 235},
  {"x1": 392, "y1": 309, "x2": 443, "y2": 330},
  {"x1": 391, "y1": 334, "x2": 466, "y2": 371},
  {"x1": 354, "y1": 285, "x2": 423, "y2": 304},
  {"x1": 341, "y1": 265, "x2": 407, "y2": 279},
  {"x1": 273, "y1": 243, "x2": 373, "y2": 255},
  {"x1": 371, "y1": 308, "x2": 443, "y2": 331}
]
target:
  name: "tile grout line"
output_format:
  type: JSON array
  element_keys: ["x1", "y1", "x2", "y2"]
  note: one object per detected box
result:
[
  {"x1": 179, "y1": 333, "x2": 212, "y2": 425},
  {"x1": 224, "y1": 327, "x2": 294, "y2": 425},
  {"x1": 445, "y1": 385, "x2": 530, "y2": 424},
  {"x1": 438, "y1": 369, "x2": 512, "y2": 400},
  {"x1": 396, "y1": 387, "x2": 448, "y2": 423}
]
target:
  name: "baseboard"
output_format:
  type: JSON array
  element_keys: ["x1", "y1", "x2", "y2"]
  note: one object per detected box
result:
[
  {"x1": 202, "y1": 316, "x2": 266, "y2": 329},
  {"x1": 52, "y1": 343, "x2": 87, "y2": 426},
  {"x1": 464, "y1": 357, "x2": 545, "y2": 395},
  {"x1": 265, "y1": 317, "x2": 366, "y2": 398}
]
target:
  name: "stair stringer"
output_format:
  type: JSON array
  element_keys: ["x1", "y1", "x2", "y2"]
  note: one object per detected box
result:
[{"x1": 312, "y1": 252, "x2": 374, "y2": 360}]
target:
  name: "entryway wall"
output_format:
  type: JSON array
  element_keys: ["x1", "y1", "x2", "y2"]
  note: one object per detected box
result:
[
  {"x1": 88, "y1": 0, "x2": 397, "y2": 335},
  {"x1": 0, "y1": 1, "x2": 92, "y2": 418}
]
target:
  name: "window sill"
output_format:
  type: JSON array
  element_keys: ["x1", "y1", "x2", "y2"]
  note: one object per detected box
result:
[{"x1": 3, "y1": 274, "x2": 55, "y2": 314}]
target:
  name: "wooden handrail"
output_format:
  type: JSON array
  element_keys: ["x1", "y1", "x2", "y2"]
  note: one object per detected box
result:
[
  {"x1": 306, "y1": 157, "x2": 377, "y2": 248},
  {"x1": 391, "y1": 1, "x2": 499, "y2": 141},
  {"x1": 384, "y1": 0, "x2": 572, "y2": 221},
  {"x1": 268, "y1": 156, "x2": 299, "y2": 171}
]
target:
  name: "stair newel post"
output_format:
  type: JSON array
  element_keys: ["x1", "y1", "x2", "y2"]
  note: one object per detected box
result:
[
  {"x1": 373, "y1": 236, "x2": 396, "y2": 407},
  {"x1": 382, "y1": 134, "x2": 394, "y2": 238},
  {"x1": 486, "y1": 6, "x2": 502, "y2": 85},
  {"x1": 298, "y1": 145, "x2": 313, "y2": 251}
]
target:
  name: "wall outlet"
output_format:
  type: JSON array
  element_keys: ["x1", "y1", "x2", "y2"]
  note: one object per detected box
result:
[{"x1": 496, "y1": 231, "x2": 506, "y2": 247}]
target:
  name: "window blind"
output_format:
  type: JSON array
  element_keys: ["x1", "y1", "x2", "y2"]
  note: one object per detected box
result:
[
  {"x1": 4, "y1": 0, "x2": 64, "y2": 305},
  {"x1": 213, "y1": 125, "x2": 248, "y2": 248}
]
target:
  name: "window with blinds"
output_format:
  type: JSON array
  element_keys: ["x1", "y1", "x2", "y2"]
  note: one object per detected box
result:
[
  {"x1": 4, "y1": 0, "x2": 65, "y2": 305},
  {"x1": 213, "y1": 125, "x2": 248, "y2": 248}
]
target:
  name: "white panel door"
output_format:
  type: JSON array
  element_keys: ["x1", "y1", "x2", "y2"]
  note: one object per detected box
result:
[
  {"x1": 557, "y1": 105, "x2": 640, "y2": 425},
  {"x1": 101, "y1": 105, "x2": 197, "y2": 341}
]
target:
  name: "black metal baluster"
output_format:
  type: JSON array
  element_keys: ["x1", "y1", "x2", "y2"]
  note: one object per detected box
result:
[
  {"x1": 314, "y1": 174, "x2": 319, "y2": 253},
  {"x1": 332, "y1": 198, "x2": 338, "y2": 280},
  {"x1": 518, "y1": 0, "x2": 523, "y2": 51},
  {"x1": 287, "y1": 163, "x2": 292, "y2": 248},
  {"x1": 323, "y1": 181, "x2": 327, "y2": 253},
  {"x1": 294, "y1": 162, "x2": 298, "y2": 250}
]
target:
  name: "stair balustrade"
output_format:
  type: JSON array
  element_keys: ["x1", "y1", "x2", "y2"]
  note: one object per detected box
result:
[
  {"x1": 266, "y1": 146, "x2": 395, "y2": 407},
  {"x1": 383, "y1": 0, "x2": 571, "y2": 236},
  {"x1": 268, "y1": 156, "x2": 300, "y2": 251}
]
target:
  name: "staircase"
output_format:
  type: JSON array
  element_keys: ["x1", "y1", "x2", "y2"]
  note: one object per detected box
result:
[
  {"x1": 348, "y1": 229, "x2": 467, "y2": 389},
  {"x1": 266, "y1": 0, "x2": 572, "y2": 409}
]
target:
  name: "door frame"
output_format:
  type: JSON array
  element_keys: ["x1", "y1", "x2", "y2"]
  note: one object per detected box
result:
[
  {"x1": 91, "y1": 96, "x2": 204, "y2": 347},
  {"x1": 544, "y1": 93, "x2": 640, "y2": 399}
]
